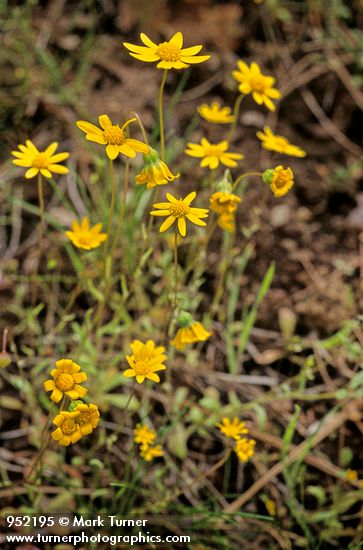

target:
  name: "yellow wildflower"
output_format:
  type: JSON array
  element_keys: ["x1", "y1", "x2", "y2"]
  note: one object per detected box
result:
[
  {"x1": 123, "y1": 32, "x2": 210, "y2": 70},
  {"x1": 51, "y1": 411, "x2": 83, "y2": 446},
  {"x1": 185, "y1": 139, "x2": 243, "y2": 170},
  {"x1": 43, "y1": 359, "x2": 87, "y2": 403},
  {"x1": 170, "y1": 311, "x2": 211, "y2": 350},
  {"x1": 150, "y1": 192, "x2": 208, "y2": 237},
  {"x1": 346, "y1": 469, "x2": 358, "y2": 482},
  {"x1": 11, "y1": 140, "x2": 69, "y2": 179},
  {"x1": 218, "y1": 213, "x2": 235, "y2": 233},
  {"x1": 232, "y1": 61, "x2": 281, "y2": 111},
  {"x1": 235, "y1": 437, "x2": 256, "y2": 463},
  {"x1": 140, "y1": 444, "x2": 164, "y2": 462},
  {"x1": 136, "y1": 148, "x2": 179, "y2": 189},
  {"x1": 123, "y1": 340, "x2": 167, "y2": 384},
  {"x1": 265, "y1": 499, "x2": 276, "y2": 516},
  {"x1": 210, "y1": 191, "x2": 241, "y2": 215},
  {"x1": 197, "y1": 101, "x2": 235, "y2": 124},
  {"x1": 263, "y1": 165, "x2": 294, "y2": 198},
  {"x1": 134, "y1": 424, "x2": 157, "y2": 447},
  {"x1": 76, "y1": 115, "x2": 149, "y2": 160},
  {"x1": 257, "y1": 126, "x2": 306, "y2": 157},
  {"x1": 73, "y1": 403, "x2": 100, "y2": 436},
  {"x1": 65, "y1": 217, "x2": 107, "y2": 250},
  {"x1": 216, "y1": 417, "x2": 249, "y2": 440}
]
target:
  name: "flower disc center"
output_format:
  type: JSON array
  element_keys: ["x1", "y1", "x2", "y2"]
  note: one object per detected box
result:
[
  {"x1": 56, "y1": 373, "x2": 74, "y2": 391},
  {"x1": 103, "y1": 125, "x2": 126, "y2": 145},
  {"x1": 62, "y1": 419, "x2": 76, "y2": 435},
  {"x1": 133, "y1": 361, "x2": 150, "y2": 376},
  {"x1": 32, "y1": 153, "x2": 49, "y2": 169},
  {"x1": 250, "y1": 76, "x2": 267, "y2": 93},
  {"x1": 157, "y1": 42, "x2": 181, "y2": 62},
  {"x1": 169, "y1": 200, "x2": 190, "y2": 218},
  {"x1": 205, "y1": 145, "x2": 223, "y2": 158}
]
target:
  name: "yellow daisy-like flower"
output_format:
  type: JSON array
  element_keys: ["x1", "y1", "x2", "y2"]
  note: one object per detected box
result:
[
  {"x1": 123, "y1": 340, "x2": 167, "y2": 384},
  {"x1": 209, "y1": 191, "x2": 241, "y2": 215},
  {"x1": 123, "y1": 32, "x2": 210, "y2": 70},
  {"x1": 51, "y1": 410, "x2": 83, "y2": 446},
  {"x1": 73, "y1": 403, "x2": 100, "y2": 436},
  {"x1": 150, "y1": 192, "x2": 208, "y2": 237},
  {"x1": 235, "y1": 437, "x2": 256, "y2": 463},
  {"x1": 232, "y1": 61, "x2": 281, "y2": 111},
  {"x1": 216, "y1": 417, "x2": 249, "y2": 440},
  {"x1": 170, "y1": 315, "x2": 211, "y2": 350},
  {"x1": 185, "y1": 139, "x2": 244, "y2": 170},
  {"x1": 345, "y1": 469, "x2": 358, "y2": 482},
  {"x1": 43, "y1": 359, "x2": 87, "y2": 403},
  {"x1": 263, "y1": 165, "x2": 294, "y2": 198},
  {"x1": 218, "y1": 213, "x2": 235, "y2": 233},
  {"x1": 257, "y1": 126, "x2": 306, "y2": 157},
  {"x1": 134, "y1": 424, "x2": 157, "y2": 447},
  {"x1": 136, "y1": 148, "x2": 179, "y2": 189},
  {"x1": 65, "y1": 217, "x2": 108, "y2": 250},
  {"x1": 11, "y1": 140, "x2": 69, "y2": 179},
  {"x1": 197, "y1": 101, "x2": 235, "y2": 124},
  {"x1": 76, "y1": 115, "x2": 150, "y2": 160},
  {"x1": 140, "y1": 444, "x2": 164, "y2": 462}
]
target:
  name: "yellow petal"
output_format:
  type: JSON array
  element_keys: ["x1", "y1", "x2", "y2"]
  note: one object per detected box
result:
[
  {"x1": 159, "y1": 216, "x2": 176, "y2": 232},
  {"x1": 98, "y1": 114, "x2": 112, "y2": 129},
  {"x1": 25, "y1": 167, "x2": 39, "y2": 179},
  {"x1": 169, "y1": 31, "x2": 183, "y2": 49}
]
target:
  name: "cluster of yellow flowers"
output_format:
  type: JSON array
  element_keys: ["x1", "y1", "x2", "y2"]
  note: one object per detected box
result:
[
  {"x1": 216, "y1": 417, "x2": 256, "y2": 463},
  {"x1": 10, "y1": 29, "x2": 307, "y2": 466},
  {"x1": 134, "y1": 424, "x2": 164, "y2": 462},
  {"x1": 43, "y1": 359, "x2": 99, "y2": 446}
]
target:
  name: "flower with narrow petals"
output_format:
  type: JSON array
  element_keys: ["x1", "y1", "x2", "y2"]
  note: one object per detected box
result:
[
  {"x1": 263, "y1": 166, "x2": 294, "y2": 198},
  {"x1": 185, "y1": 139, "x2": 243, "y2": 170},
  {"x1": 197, "y1": 101, "x2": 235, "y2": 124},
  {"x1": 134, "y1": 424, "x2": 157, "y2": 447},
  {"x1": 65, "y1": 217, "x2": 107, "y2": 250},
  {"x1": 43, "y1": 359, "x2": 87, "y2": 403},
  {"x1": 235, "y1": 437, "x2": 256, "y2": 463},
  {"x1": 76, "y1": 115, "x2": 150, "y2": 160},
  {"x1": 140, "y1": 444, "x2": 164, "y2": 462},
  {"x1": 123, "y1": 340, "x2": 167, "y2": 384},
  {"x1": 170, "y1": 311, "x2": 211, "y2": 350},
  {"x1": 51, "y1": 410, "x2": 83, "y2": 446},
  {"x1": 73, "y1": 403, "x2": 100, "y2": 436},
  {"x1": 218, "y1": 213, "x2": 235, "y2": 233},
  {"x1": 232, "y1": 61, "x2": 281, "y2": 111},
  {"x1": 216, "y1": 417, "x2": 249, "y2": 440},
  {"x1": 11, "y1": 140, "x2": 69, "y2": 179},
  {"x1": 123, "y1": 32, "x2": 210, "y2": 70},
  {"x1": 257, "y1": 126, "x2": 306, "y2": 157},
  {"x1": 136, "y1": 148, "x2": 179, "y2": 189},
  {"x1": 151, "y1": 192, "x2": 208, "y2": 237},
  {"x1": 210, "y1": 191, "x2": 241, "y2": 215}
]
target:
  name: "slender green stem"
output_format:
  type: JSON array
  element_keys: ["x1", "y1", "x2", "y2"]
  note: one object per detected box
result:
[
  {"x1": 211, "y1": 230, "x2": 235, "y2": 316},
  {"x1": 118, "y1": 381, "x2": 137, "y2": 424},
  {"x1": 111, "y1": 160, "x2": 130, "y2": 263},
  {"x1": 232, "y1": 171, "x2": 263, "y2": 192},
  {"x1": 158, "y1": 69, "x2": 168, "y2": 161},
  {"x1": 93, "y1": 159, "x2": 116, "y2": 331},
  {"x1": 173, "y1": 227, "x2": 178, "y2": 308},
  {"x1": 128, "y1": 111, "x2": 149, "y2": 145},
  {"x1": 37, "y1": 173, "x2": 45, "y2": 246},
  {"x1": 106, "y1": 159, "x2": 116, "y2": 246},
  {"x1": 120, "y1": 159, "x2": 130, "y2": 223},
  {"x1": 228, "y1": 94, "x2": 244, "y2": 142}
]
